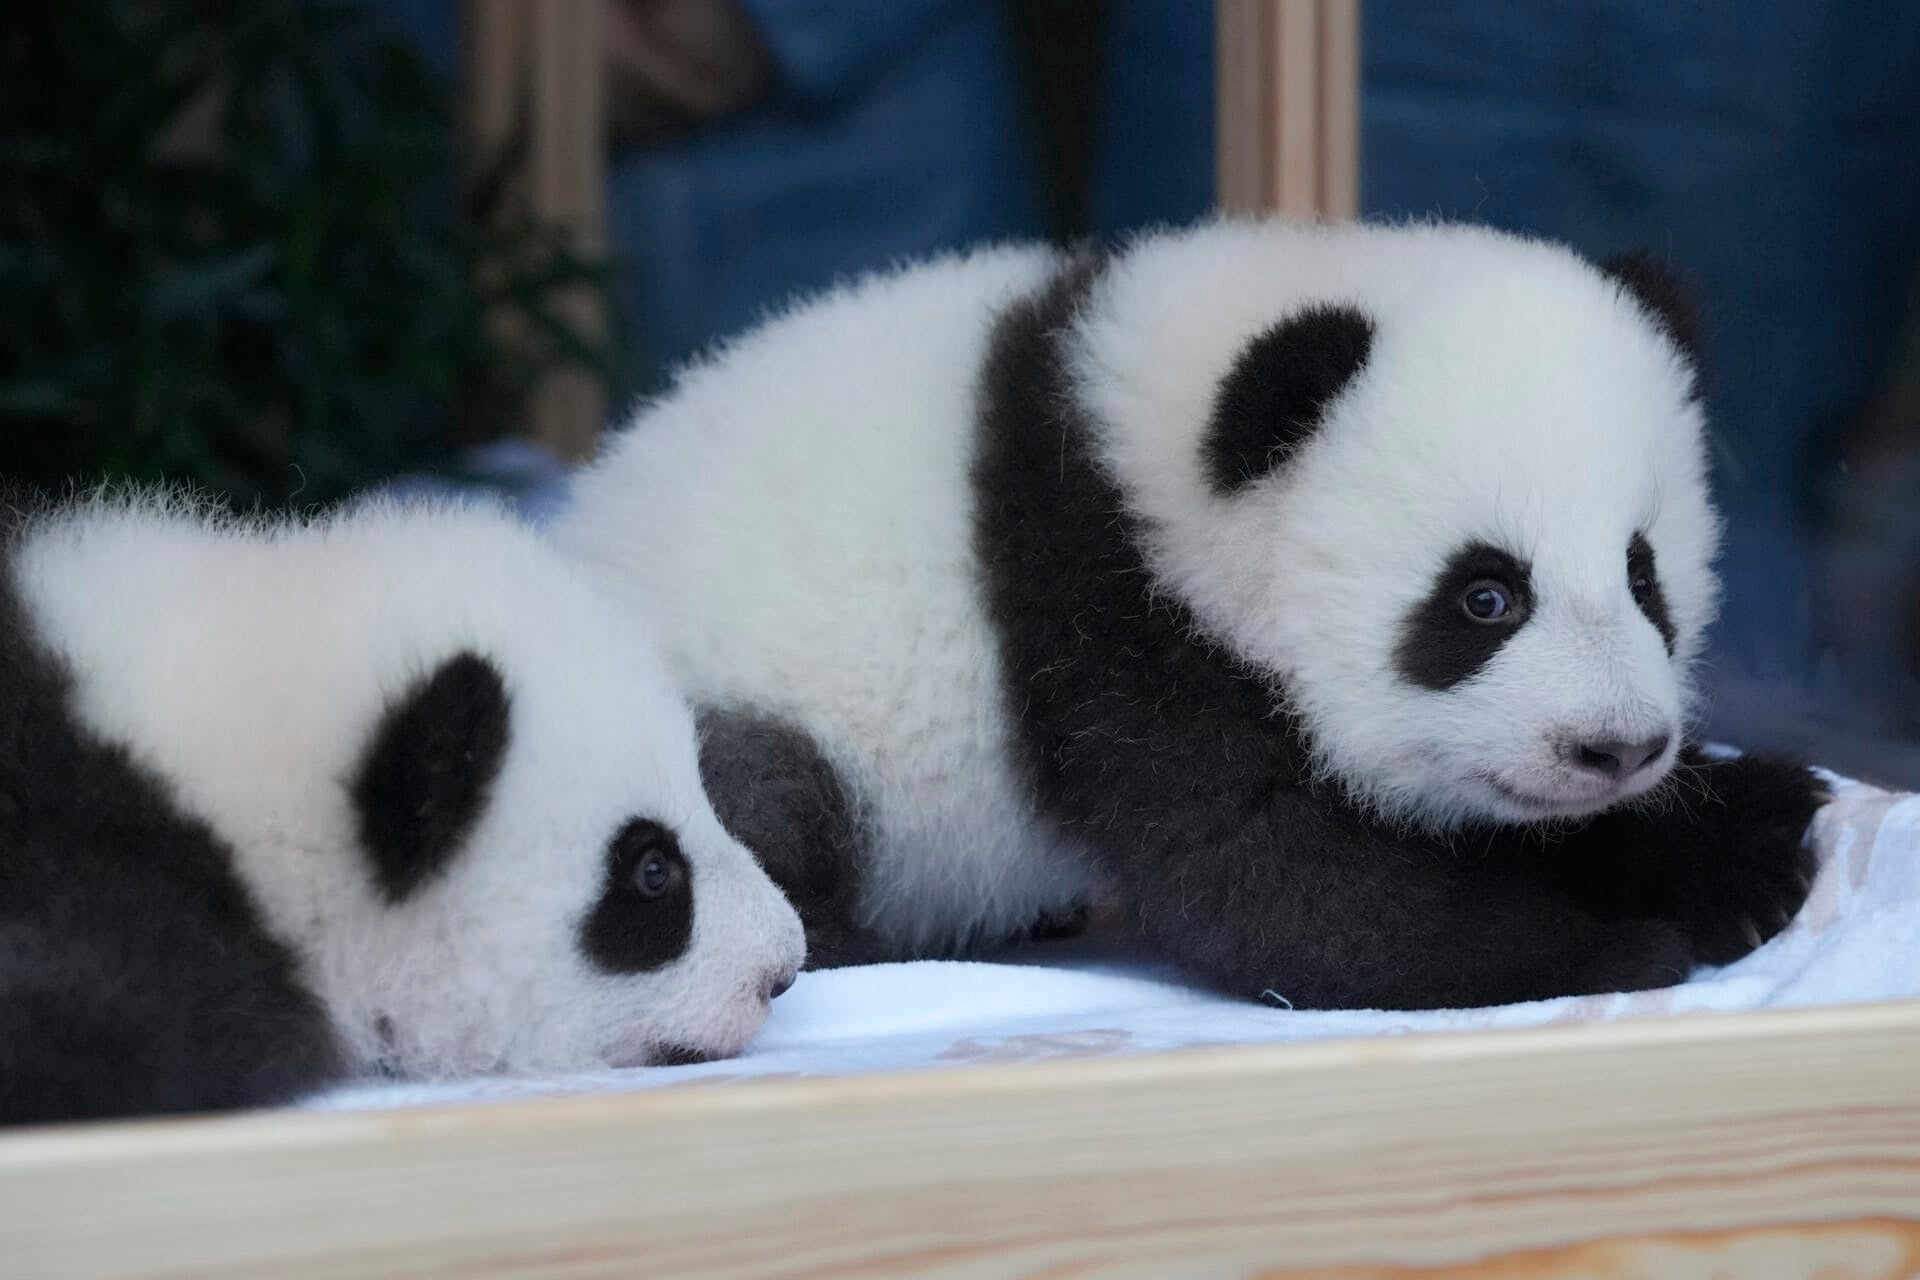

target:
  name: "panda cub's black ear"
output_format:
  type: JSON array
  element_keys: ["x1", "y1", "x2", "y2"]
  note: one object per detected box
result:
[
  {"x1": 1601, "y1": 249, "x2": 1705, "y2": 394},
  {"x1": 1204, "y1": 303, "x2": 1375, "y2": 494},
  {"x1": 351, "y1": 651, "x2": 512, "y2": 902}
]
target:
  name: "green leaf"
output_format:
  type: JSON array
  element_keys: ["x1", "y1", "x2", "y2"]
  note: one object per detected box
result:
[{"x1": 138, "y1": 244, "x2": 279, "y2": 319}]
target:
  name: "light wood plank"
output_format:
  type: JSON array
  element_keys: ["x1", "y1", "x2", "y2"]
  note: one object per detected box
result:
[
  {"x1": 1316, "y1": 0, "x2": 1361, "y2": 219},
  {"x1": 1215, "y1": 0, "x2": 1273, "y2": 213},
  {"x1": 1216, "y1": 0, "x2": 1362, "y2": 219},
  {"x1": 3, "y1": 1002, "x2": 1917, "y2": 1278},
  {"x1": 523, "y1": 0, "x2": 608, "y2": 461},
  {"x1": 460, "y1": 0, "x2": 527, "y2": 179},
  {"x1": 1217, "y1": 0, "x2": 1275, "y2": 213},
  {"x1": 460, "y1": 0, "x2": 608, "y2": 461},
  {"x1": 1269, "y1": 0, "x2": 1323, "y2": 216}
]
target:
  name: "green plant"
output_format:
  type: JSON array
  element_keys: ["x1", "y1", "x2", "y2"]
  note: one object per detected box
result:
[{"x1": 1, "y1": 0, "x2": 618, "y2": 506}]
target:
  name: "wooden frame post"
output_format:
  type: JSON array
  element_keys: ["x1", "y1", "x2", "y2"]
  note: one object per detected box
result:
[
  {"x1": 462, "y1": 0, "x2": 609, "y2": 461},
  {"x1": 1216, "y1": 0, "x2": 1361, "y2": 219}
]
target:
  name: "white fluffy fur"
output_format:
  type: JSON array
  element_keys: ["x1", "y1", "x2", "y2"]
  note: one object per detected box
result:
[
  {"x1": 15, "y1": 491, "x2": 804, "y2": 1077},
  {"x1": 564, "y1": 246, "x2": 1099, "y2": 954},
  {"x1": 560, "y1": 219, "x2": 1721, "y2": 952}
]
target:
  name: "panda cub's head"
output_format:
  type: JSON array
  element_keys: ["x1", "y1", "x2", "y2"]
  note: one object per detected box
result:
[
  {"x1": 1078, "y1": 222, "x2": 1719, "y2": 829},
  {"x1": 343, "y1": 634, "x2": 804, "y2": 1074},
  {"x1": 16, "y1": 495, "x2": 805, "y2": 1076}
]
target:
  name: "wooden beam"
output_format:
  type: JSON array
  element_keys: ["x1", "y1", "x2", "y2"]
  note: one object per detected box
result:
[
  {"x1": 462, "y1": 0, "x2": 608, "y2": 461},
  {"x1": 1217, "y1": 0, "x2": 1361, "y2": 219},
  {"x1": 4, "y1": 1002, "x2": 1919, "y2": 1277}
]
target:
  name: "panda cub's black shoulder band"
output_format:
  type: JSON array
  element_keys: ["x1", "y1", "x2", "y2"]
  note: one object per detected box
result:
[
  {"x1": 1204, "y1": 303, "x2": 1375, "y2": 494},
  {"x1": 973, "y1": 251, "x2": 1319, "y2": 820}
]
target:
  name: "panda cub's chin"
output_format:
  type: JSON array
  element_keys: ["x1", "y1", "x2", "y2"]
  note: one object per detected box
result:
[
  {"x1": 640, "y1": 1043, "x2": 721, "y2": 1068},
  {"x1": 1474, "y1": 767, "x2": 1667, "y2": 824}
]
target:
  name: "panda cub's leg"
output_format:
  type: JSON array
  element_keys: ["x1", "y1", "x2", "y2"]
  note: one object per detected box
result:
[
  {"x1": 0, "y1": 864, "x2": 344, "y2": 1125},
  {"x1": 695, "y1": 708, "x2": 888, "y2": 969},
  {"x1": 1484, "y1": 747, "x2": 1829, "y2": 966},
  {"x1": 0, "y1": 548, "x2": 344, "y2": 1124},
  {"x1": 1085, "y1": 784, "x2": 1711, "y2": 1009}
]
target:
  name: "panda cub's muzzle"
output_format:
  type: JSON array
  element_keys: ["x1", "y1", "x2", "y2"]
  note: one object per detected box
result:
[{"x1": 1481, "y1": 722, "x2": 1678, "y2": 819}]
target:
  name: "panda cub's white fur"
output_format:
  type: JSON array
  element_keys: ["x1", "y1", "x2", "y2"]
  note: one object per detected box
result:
[
  {"x1": 2, "y1": 490, "x2": 802, "y2": 1120},
  {"x1": 560, "y1": 216, "x2": 1826, "y2": 1010}
]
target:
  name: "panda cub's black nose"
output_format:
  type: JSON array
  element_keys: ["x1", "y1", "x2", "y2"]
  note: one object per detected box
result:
[
  {"x1": 765, "y1": 970, "x2": 796, "y2": 1000},
  {"x1": 1572, "y1": 734, "x2": 1670, "y2": 778}
]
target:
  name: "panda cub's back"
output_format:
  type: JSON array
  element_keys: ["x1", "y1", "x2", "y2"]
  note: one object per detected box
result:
[{"x1": 563, "y1": 245, "x2": 1098, "y2": 955}]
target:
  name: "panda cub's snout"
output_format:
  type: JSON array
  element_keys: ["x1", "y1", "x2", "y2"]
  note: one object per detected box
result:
[
  {"x1": 1526, "y1": 722, "x2": 1677, "y2": 812},
  {"x1": 1561, "y1": 730, "x2": 1671, "y2": 782},
  {"x1": 570, "y1": 809, "x2": 805, "y2": 1069},
  {"x1": 1488, "y1": 659, "x2": 1684, "y2": 818}
]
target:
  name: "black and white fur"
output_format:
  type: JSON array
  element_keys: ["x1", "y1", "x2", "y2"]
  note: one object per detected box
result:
[
  {"x1": 0, "y1": 491, "x2": 804, "y2": 1124},
  {"x1": 560, "y1": 219, "x2": 1827, "y2": 1009}
]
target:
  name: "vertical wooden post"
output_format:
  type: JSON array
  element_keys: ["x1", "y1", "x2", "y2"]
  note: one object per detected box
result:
[
  {"x1": 462, "y1": 0, "x2": 608, "y2": 461},
  {"x1": 1216, "y1": 0, "x2": 1360, "y2": 220}
]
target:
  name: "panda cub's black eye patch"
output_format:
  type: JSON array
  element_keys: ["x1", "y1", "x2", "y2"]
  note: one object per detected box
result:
[
  {"x1": 1627, "y1": 532, "x2": 1676, "y2": 653},
  {"x1": 580, "y1": 818, "x2": 695, "y2": 973},
  {"x1": 1395, "y1": 543, "x2": 1534, "y2": 690}
]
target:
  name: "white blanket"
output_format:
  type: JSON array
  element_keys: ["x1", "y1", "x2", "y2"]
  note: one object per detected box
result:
[{"x1": 308, "y1": 772, "x2": 1919, "y2": 1112}]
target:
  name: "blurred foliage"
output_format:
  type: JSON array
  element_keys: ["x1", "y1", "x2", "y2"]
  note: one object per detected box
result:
[{"x1": 0, "y1": 0, "x2": 619, "y2": 506}]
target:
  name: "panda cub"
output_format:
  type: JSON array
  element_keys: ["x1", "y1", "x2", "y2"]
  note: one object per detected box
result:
[
  {"x1": 0, "y1": 491, "x2": 804, "y2": 1125},
  {"x1": 560, "y1": 218, "x2": 1829, "y2": 1009}
]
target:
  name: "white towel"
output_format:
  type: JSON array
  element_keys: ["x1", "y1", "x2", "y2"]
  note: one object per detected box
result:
[{"x1": 307, "y1": 772, "x2": 1919, "y2": 1112}]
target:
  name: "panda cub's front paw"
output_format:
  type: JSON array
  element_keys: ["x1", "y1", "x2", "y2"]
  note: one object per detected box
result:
[
  {"x1": 1578, "y1": 919, "x2": 1696, "y2": 996},
  {"x1": 1671, "y1": 754, "x2": 1829, "y2": 966}
]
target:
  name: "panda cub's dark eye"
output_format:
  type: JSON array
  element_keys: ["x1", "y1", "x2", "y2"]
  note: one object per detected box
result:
[
  {"x1": 610, "y1": 820, "x2": 685, "y2": 900},
  {"x1": 636, "y1": 853, "x2": 675, "y2": 897},
  {"x1": 1628, "y1": 537, "x2": 1658, "y2": 602},
  {"x1": 1461, "y1": 581, "x2": 1512, "y2": 623},
  {"x1": 632, "y1": 845, "x2": 684, "y2": 899}
]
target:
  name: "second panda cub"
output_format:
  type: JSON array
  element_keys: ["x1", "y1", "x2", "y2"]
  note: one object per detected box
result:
[
  {"x1": 562, "y1": 219, "x2": 1829, "y2": 1010},
  {"x1": 0, "y1": 492, "x2": 804, "y2": 1124}
]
